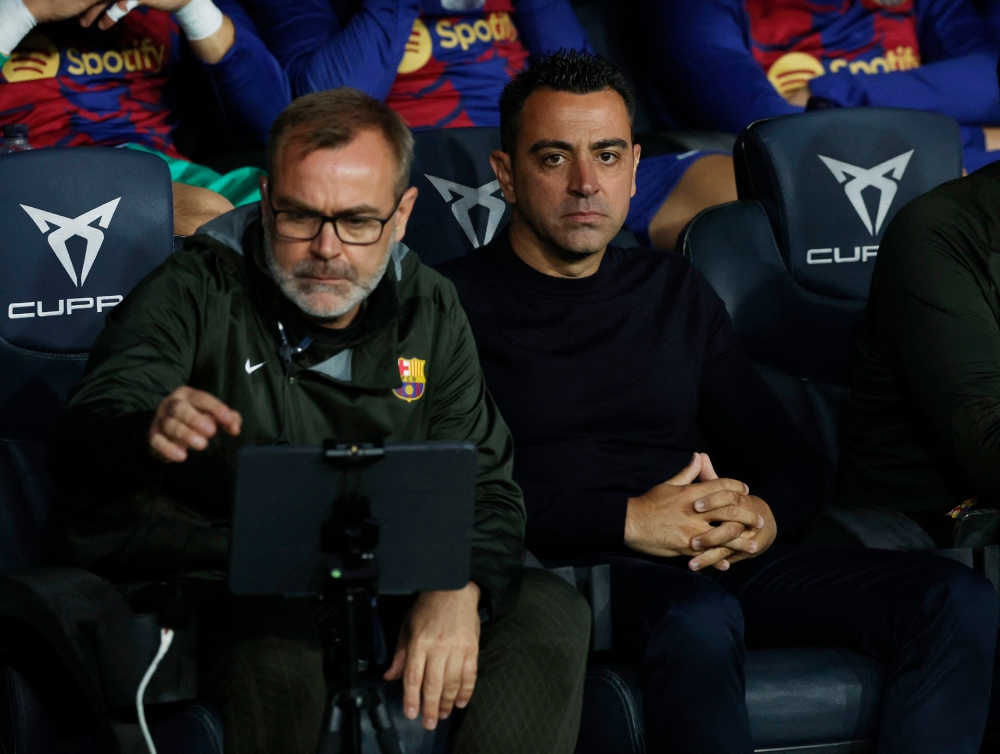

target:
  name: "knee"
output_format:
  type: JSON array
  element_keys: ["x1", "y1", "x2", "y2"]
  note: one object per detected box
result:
[
  {"x1": 172, "y1": 182, "x2": 235, "y2": 236},
  {"x1": 926, "y1": 561, "x2": 999, "y2": 641},
  {"x1": 652, "y1": 582, "x2": 744, "y2": 655},
  {"x1": 510, "y1": 569, "x2": 592, "y2": 668}
]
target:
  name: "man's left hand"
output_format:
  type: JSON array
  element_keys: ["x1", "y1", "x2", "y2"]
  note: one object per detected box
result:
[
  {"x1": 689, "y1": 494, "x2": 777, "y2": 572},
  {"x1": 383, "y1": 581, "x2": 482, "y2": 730}
]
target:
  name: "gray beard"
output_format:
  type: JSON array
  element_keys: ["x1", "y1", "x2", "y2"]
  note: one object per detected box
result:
[{"x1": 263, "y1": 224, "x2": 393, "y2": 322}]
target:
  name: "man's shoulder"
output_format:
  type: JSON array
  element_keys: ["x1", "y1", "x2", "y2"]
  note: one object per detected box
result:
[
  {"x1": 395, "y1": 245, "x2": 464, "y2": 315},
  {"x1": 884, "y1": 162, "x2": 1000, "y2": 260}
]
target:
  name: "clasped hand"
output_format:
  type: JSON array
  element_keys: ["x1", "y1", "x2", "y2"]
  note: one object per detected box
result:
[{"x1": 625, "y1": 452, "x2": 777, "y2": 571}]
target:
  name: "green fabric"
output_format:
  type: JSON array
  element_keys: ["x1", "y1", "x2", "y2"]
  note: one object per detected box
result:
[
  {"x1": 201, "y1": 570, "x2": 589, "y2": 754},
  {"x1": 839, "y1": 161, "x2": 1000, "y2": 517},
  {"x1": 49, "y1": 211, "x2": 527, "y2": 614},
  {"x1": 123, "y1": 143, "x2": 264, "y2": 206},
  {"x1": 0, "y1": 53, "x2": 8, "y2": 68}
]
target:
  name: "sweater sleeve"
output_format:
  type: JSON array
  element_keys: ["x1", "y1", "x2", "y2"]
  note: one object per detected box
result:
[
  {"x1": 695, "y1": 276, "x2": 825, "y2": 541},
  {"x1": 513, "y1": 0, "x2": 591, "y2": 56},
  {"x1": 872, "y1": 201, "x2": 1000, "y2": 502},
  {"x1": 201, "y1": 0, "x2": 291, "y2": 144},
  {"x1": 238, "y1": 0, "x2": 421, "y2": 100},
  {"x1": 640, "y1": 0, "x2": 800, "y2": 133},
  {"x1": 428, "y1": 293, "x2": 527, "y2": 615},
  {"x1": 809, "y1": 0, "x2": 1000, "y2": 125}
]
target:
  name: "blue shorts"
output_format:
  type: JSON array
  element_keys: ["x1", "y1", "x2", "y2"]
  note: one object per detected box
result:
[{"x1": 626, "y1": 150, "x2": 726, "y2": 247}]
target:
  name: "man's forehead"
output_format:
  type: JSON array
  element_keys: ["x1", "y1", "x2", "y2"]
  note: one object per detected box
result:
[{"x1": 519, "y1": 89, "x2": 631, "y2": 147}]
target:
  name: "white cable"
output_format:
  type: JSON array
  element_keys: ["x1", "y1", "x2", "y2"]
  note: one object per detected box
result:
[
  {"x1": 174, "y1": 0, "x2": 224, "y2": 41},
  {"x1": 137, "y1": 627, "x2": 175, "y2": 754},
  {"x1": 104, "y1": 0, "x2": 140, "y2": 24},
  {"x1": 0, "y1": 0, "x2": 37, "y2": 58}
]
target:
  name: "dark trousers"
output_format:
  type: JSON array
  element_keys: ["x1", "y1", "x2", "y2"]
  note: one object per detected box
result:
[
  {"x1": 197, "y1": 568, "x2": 591, "y2": 754},
  {"x1": 552, "y1": 543, "x2": 998, "y2": 754}
]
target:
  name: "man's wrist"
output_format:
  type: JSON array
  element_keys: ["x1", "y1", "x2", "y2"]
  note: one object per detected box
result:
[
  {"x1": 0, "y1": 0, "x2": 37, "y2": 58},
  {"x1": 175, "y1": 0, "x2": 223, "y2": 41}
]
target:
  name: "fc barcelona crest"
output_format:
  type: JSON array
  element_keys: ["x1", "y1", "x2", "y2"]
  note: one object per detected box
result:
[{"x1": 393, "y1": 357, "x2": 427, "y2": 402}]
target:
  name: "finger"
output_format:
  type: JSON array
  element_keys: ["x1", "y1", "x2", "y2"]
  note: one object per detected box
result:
[
  {"x1": 455, "y1": 653, "x2": 478, "y2": 710},
  {"x1": 79, "y1": 1, "x2": 111, "y2": 27},
  {"x1": 103, "y1": 0, "x2": 138, "y2": 24},
  {"x1": 684, "y1": 477, "x2": 748, "y2": 507},
  {"x1": 665, "y1": 453, "x2": 702, "y2": 486},
  {"x1": 149, "y1": 432, "x2": 187, "y2": 463},
  {"x1": 383, "y1": 644, "x2": 407, "y2": 682},
  {"x1": 185, "y1": 390, "x2": 241, "y2": 433},
  {"x1": 164, "y1": 399, "x2": 219, "y2": 438},
  {"x1": 689, "y1": 546, "x2": 732, "y2": 571},
  {"x1": 159, "y1": 416, "x2": 210, "y2": 451},
  {"x1": 713, "y1": 534, "x2": 760, "y2": 556},
  {"x1": 691, "y1": 521, "x2": 747, "y2": 551},
  {"x1": 421, "y1": 652, "x2": 448, "y2": 729},
  {"x1": 697, "y1": 495, "x2": 763, "y2": 529},
  {"x1": 697, "y1": 453, "x2": 718, "y2": 481},
  {"x1": 401, "y1": 645, "x2": 426, "y2": 721},
  {"x1": 437, "y1": 654, "x2": 465, "y2": 720}
]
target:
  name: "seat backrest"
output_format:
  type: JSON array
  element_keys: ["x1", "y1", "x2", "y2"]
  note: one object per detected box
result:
[
  {"x1": 683, "y1": 108, "x2": 962, "y2": 480},
  {"x1": 0, "y1": 147, "x2": 173, "y2": 444},
  {"x1": 0, "y1": 147, "x2": 173, "y2": 569},
  {"x1": 407, "y1": 127, "x2": 637, "y2": 267}
]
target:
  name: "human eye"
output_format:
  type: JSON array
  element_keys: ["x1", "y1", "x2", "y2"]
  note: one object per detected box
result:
[
  {"x1": 598, "y1": 151, "x2": 620, "y2": 164},
  {"x1": 543, "y1": 152, "x2": 567, "y2": 166}
]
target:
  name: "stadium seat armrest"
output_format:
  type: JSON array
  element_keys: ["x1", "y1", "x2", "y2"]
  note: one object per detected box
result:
[{"x1": 801, "y1": 506, "x2": 937, "y2": 550}]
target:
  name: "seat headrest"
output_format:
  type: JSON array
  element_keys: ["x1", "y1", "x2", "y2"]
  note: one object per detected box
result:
[
  {"x1": 407, "y1": 127, "x2": 511, "y2": 267},
  {"x1": 736, "y1": 108, "x2": 962, "y2": 301},
  {"x1": 0, "y1": 147, "x2": 173, "y2": 354}
]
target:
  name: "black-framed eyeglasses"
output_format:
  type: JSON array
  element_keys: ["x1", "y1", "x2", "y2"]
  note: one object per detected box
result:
[{"x1": 268, "y1": 196, "x2": 402, "y2": 245}]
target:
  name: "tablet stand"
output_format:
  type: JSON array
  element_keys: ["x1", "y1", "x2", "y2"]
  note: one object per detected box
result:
[{"x1": 317, "y1": 440, "x2": 402, "y2": 754}]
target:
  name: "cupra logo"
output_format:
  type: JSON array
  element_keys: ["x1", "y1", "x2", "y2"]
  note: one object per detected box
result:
[
  {"x1": 425, "y1": 176, "x2": 506, "y2": 249},
  {"x1": 818, "y1": 151, "x2": 913, "y2": 236},
  {"x1": 20, "y1": 197, "x2": 122, "y2": 287}
]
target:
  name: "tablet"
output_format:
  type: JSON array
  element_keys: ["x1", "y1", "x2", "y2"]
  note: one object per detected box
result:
[{"x1": 229, "y1": 442, "x2": 477, "y2": 596}]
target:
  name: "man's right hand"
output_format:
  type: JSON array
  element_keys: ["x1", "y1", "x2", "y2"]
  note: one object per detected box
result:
[
  {"x1": 23, "y1": 0, "x2": 108, "y2": 24},
  {"x1": 148, "y1": 386, "x2": 241, "y2": 463},
  {"x1": 624, "y1": 453, "x2": 763, "y2": 560}
]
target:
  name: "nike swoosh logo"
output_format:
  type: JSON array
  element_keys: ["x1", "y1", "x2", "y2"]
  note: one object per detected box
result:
[{"x1": 245, "y1": 359, "x2": 266, "y2": 374}]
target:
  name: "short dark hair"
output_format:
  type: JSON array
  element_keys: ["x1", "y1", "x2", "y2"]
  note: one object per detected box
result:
[
  {"x1": 266, "y1": 88, "x2": 414, "y2": 197},
  {"x1": 499, "y1": 49, "x2": 636, "y2": 154}
]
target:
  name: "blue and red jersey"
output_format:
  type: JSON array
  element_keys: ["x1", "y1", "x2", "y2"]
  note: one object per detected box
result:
[
  {"x1": 0, "y1": 11, "x2": 181, "y2": 155},
  {"x1": 639, "y1": 0, "x2": 1000, "y2": 170},
  {"x1": 0, "y1": 6, "x2": 289, "y2": 153},
  {"x1": 229, "y1": 0, "x2": 588, "y2": 130}
]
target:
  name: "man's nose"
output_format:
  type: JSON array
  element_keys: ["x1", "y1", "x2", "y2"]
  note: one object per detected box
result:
[
  {"x1": 311, "y1": 219, "x2": 344, "y2": 259},
  {"x1": 568, "y1": 158, "x2": 599, "y2": 198}
]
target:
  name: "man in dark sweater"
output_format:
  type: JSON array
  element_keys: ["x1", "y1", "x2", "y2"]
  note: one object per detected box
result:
[{"x1": 438, "y1": 50, "x2": 1000, "y2": 754}]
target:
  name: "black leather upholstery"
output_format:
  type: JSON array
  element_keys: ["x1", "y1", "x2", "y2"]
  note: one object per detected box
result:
[{"x1": 0, "y1": 147, "x2": 174, "y2": 443}]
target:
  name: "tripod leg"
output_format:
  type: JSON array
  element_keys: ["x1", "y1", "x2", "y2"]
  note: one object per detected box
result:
[
  {"x1": 318, "y1": 696, "x2": 345, "y2": 754},
  {"x1": 367, "y1": 691, "x2": 404, "y2": 754}
]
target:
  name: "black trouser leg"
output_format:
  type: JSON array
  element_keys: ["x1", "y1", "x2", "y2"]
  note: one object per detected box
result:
[
  {"x1": 548, "y1": 553, "x2": 755, "y2": 754},
  {"x1": 713, "y1": 544, "x2": 999, "y2": 754}
]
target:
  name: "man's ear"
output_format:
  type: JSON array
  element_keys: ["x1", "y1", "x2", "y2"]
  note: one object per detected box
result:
[
  {"x1": 390, "y1": 186, "x2": 420, "y2": 244},
  {"x1": 631, "y1": 143, "x2": 641, "y2": 199},
  {"x1": 490, "y1": 150, "x2": 515, "y2": 204}
]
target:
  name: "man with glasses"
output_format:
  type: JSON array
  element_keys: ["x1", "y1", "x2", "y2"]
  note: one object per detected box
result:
[{"x1": 47, "y1": 87, "x2": 590, "y2": 754}]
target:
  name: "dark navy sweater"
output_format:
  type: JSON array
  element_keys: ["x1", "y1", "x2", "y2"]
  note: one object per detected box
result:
[{"x1": 439, "y1": 229, "x2": 824, "y2": 558}]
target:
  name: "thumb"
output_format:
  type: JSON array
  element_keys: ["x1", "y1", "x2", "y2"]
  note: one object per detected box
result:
[
  {"x1": 697, "y1": 453, "x2": 719, "y2": 481},
  {"x1": 667, "y1": 453, "x2": 702, "y2": 486},
  {"x1": 383, "y1": 644, "x2": 408, "y2": 681}
]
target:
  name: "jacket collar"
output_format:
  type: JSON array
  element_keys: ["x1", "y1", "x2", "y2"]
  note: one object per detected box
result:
[{"x1": 192, "y1": 203, "x2": 409, "y2": 390}]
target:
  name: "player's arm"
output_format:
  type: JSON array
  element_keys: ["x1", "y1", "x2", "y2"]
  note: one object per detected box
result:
[
  {"x1": 807, "y1": 0, "x2": 1000, "y2": 126},
  {"x1": 225, "y1": 0, "x2": 421, "y2": 101},
  {"x1": 642, "y1": 0, "x2": 800, "y2": 133},
  {"x1": 514, "y1": 0, "x2": 591, "y2": 57}
]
